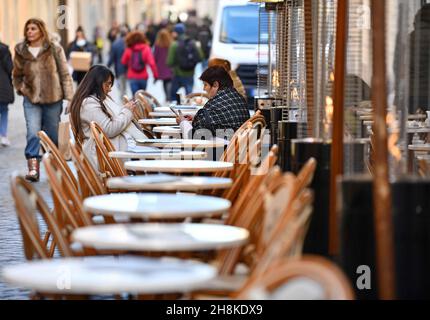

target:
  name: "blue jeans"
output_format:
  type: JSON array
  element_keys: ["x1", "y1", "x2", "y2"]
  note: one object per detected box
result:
[
  {"x1": 170, "y1": 75, "x2": 194, "y2": 101},
  {"x1": 0, "y1": 103, "x2": 8, "y2": 137},
  {"x1": 129, "y1": 79, "x2": 148, "y2": 95},
  {"x1": 23, "y1": 97, "x2": 63, "y2": 159}
]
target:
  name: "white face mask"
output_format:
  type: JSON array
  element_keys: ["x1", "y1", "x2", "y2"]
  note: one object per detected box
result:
[{"x1": 76, "y1": 39, "x2": 87, "y2": 47}]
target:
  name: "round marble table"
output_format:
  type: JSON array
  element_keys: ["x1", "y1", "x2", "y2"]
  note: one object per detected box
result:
[
  {"x1": 83, "y1": 193, "x2": 231, "y2": 219},
  {"x1": 109, "y1": 150, "x2": 207, "y2": 160},
  {"x1": 139, "y1": 118, "x2": 178, "y2": 126},
  {"x1": 2, "y1": 256, "x2": 216, "y2": 295},
  {"x1": 107, "y1": 175, "x2": 232, "y2": 192},
  {"x1": 124, "y1": 160, "x2": 234, "y2": 174},
  {"x1": 136, "y1": 138, "x2": 226, "y2": 149},
  {"x1": 72, "y1": 223, "x2": 249, "y2": 252}
]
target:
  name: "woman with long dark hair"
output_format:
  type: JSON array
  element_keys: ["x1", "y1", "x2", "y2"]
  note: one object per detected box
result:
[
  {"x1": 69, "y1": 65, "x2": 142, "y2": 168},
  {"x1": 13, "y1": 18, "x2": 74, "y2": 182}
]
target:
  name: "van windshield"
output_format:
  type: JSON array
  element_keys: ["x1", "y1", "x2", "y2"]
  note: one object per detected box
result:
[{"x1": 220, "y1": 5, "x2": 261, "y2": 44}]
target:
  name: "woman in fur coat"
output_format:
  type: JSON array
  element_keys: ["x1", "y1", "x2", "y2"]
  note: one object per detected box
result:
[{"x1": 12, "y1": 18, "x2": 74, "y2": 182}]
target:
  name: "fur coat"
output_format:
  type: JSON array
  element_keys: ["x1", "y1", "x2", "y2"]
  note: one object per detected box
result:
[{"x1": 12, "y1": 41, "x2": 74, "y2": 104}]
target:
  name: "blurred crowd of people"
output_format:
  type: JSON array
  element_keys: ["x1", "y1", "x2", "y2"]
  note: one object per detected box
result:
[{"x1": 61, "y1": 17, "x2": 214, "y2": 99}]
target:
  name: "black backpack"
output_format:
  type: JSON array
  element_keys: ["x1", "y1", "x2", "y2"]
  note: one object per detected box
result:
[
  {"x1": 176, "y1": 39, "x2": 201, "y2": 71},
  {"x1": 130, "y1": 49, "x2": 145, "y2": 72}
]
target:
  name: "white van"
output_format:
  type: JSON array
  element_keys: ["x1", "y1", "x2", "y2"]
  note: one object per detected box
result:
[{"x1": 211, "y1": 0, "x2": 268, "y2": 106}]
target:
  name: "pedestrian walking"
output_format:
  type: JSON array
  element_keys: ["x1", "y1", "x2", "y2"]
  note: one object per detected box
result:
[
  {"x1": 0, "y1": 41, "x2": 14, "y2": 147},
  {"x1": 93, "y1": 26, "x2": 104, "y2": 64},
  {"x1": 167, "y1": 23, "x2": 204, "y2": 101},
  {"x1": 153, "y1": 28, "x2": 173, "y2": 102},
  {"x1": 108, "y1": 25, "x2": 129, "y2": 98},
  {"x1": 12, "y1": 18, "x2": 74, "y2": 182},
  {"x1": 67, "y1": 26, "x2": 95, "y2": 85},
  {"x1": 121, "y1": 31, "x2": 158, "y2": 95}
]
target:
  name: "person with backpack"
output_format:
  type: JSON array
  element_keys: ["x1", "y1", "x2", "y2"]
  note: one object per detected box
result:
[
  {"x1": 121, "y1": 31, "x2": 158, "y2": 95},
  {"x1": 167, "y1": 23, "x2": 204, "y2": 101}
]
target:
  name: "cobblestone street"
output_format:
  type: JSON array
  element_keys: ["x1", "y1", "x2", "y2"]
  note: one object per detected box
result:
[{"x1": 0, "y1": 95, "x2": 49, "y2": 299}]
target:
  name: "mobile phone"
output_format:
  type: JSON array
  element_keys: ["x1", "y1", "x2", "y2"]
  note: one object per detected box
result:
[{"x1": 169, "y1": 106, "x2": 180, "y2": 117}]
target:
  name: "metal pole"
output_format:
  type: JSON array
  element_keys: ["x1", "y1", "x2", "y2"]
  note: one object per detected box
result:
[
  {"x1": 329, "y1": 0, "x2": 348, "y2": 256},
  {"x1": 371, "y1": 0, "x2": 396, "y2": 300}
]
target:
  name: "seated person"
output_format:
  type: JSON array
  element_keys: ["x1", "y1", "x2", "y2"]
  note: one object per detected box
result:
[
  {"x1": 208, "y1": 58, "x2": 247, "y2": 100},
  {"x1": 176, "y1": 66, "x2": 250, "y2": 140},
  {"x1": 69, "y1": 65, "x2": 147, "y2": 168}
]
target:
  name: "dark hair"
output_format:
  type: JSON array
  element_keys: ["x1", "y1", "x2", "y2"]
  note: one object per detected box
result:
[
  {"x1": 125, "y1": 31, "x2": 149, "y2": 47},
  {"x1": 199, "y1": 66, "x2": 233, "y2": 90},
  {"x1": 69, "y1": 65, "x2": 115, "y2": 144}
]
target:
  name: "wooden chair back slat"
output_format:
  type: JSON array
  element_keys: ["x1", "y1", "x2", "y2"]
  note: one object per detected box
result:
[
  {"x1": 42, "y1": 153, "x2": 93, "y2": 237},
  {"x1": 38, "y1": 131, "x2": 78, "y2": 191},
  {"x1": 70, "y1": 140, "x2": 107, "y2": 198},
  {"x1": 90, "y1": 122, "x2": 127, "y2": 178},
  {"x1": 11, "y1": 175, "x2": 73, "y2": 259}
]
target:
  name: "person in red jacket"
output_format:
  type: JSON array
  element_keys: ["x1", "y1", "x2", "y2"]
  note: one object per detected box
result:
[{"x1": 121, "y1": 31, "x2": 158, "y2": 95}]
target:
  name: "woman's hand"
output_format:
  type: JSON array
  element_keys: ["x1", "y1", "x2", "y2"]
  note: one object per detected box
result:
[
  {"x1": 176, "y1": 114, "x2": 193, "y2": 125},
  {"x1": 124, "y1": 100, "x2": 137, "y2": 112}
]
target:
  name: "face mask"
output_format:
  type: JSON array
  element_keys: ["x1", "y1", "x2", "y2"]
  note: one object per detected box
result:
[{"x1": 76, "y1": 39, "x2": 86, "y2": 47}]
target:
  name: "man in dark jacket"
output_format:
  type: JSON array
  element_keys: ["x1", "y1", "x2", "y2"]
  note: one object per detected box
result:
[
  {"x1": 0, "y1": 41, "x2": 14, "y2": 146},
  {"x1": 108, "y1": 25, "x2": 129, "y2": 97}
]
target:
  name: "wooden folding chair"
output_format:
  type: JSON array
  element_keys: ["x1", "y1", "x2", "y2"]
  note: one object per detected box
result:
[
  {"x1": 38, "y1": 131, "x2": 79, "y2": 192},
  {"x1": 42, "y1": 153, "x2": 94, "y2": 239},
  {"x1": 214, "y1": 147, "x2": 280, "y2": 276},
  {"x1": 70, "y1": 140, "x2": 107, "y2": 199},
  {"x1": 135, "y1": 90, "x2": 162, "y2": 109},
  {"x1": 190, "y1": 175, "x2": 315, "y2": 299},
  {"x1": 238, "y1": 255, "x2": 354, "y2": 300},
  {"x1": 90, "y1": 121, "x2": 128, "y2": 178},
  {"x1": 10, "y1": 174, "x2": 73, "y2": 259}
]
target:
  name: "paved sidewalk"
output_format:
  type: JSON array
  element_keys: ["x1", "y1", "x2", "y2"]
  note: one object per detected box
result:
[{"x1": 0, "y1": 95, "x2": 47, "y2": 299}]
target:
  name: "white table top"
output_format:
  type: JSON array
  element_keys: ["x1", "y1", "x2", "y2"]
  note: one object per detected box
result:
[
  {"x1": 149, "y1": 110, "x2": 198, "y2": 118},
  {"x1": 125, "y1": 160, "x2": 234, "y2": 173},
  {"x1": 408, "y1": 144, "x2": 430, "y2": 152},
  {"x1": 407, "y1": 127, "x2": 430, "y2": 134},
  {"x1": 170, "y1": 104, "x2": 202, "y2": 110},
  {"x1": 107, "y1": 175, "x2": 232, "y2": 191},
  {"x1": 152, "y1": 126, "x2": 182, "y2": 135},
  {"x1": 72, "y1": 223, "x2": 249, "y2": 252},
  {"x1": 83, "y1": 193, "x2": 231, "y2": 219},
  {"x1": 2, "y1": 256, "x2": 216, "y2": 295},
  {"x1": 136, "y1": 138, "x2": 226, "y2": 148},
  {"x1": 139, "y1": 118, "x2": 178, "y2": 126},
  {"x1": 109, "y1": 150, "x2": 207, "y2": 160}
]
